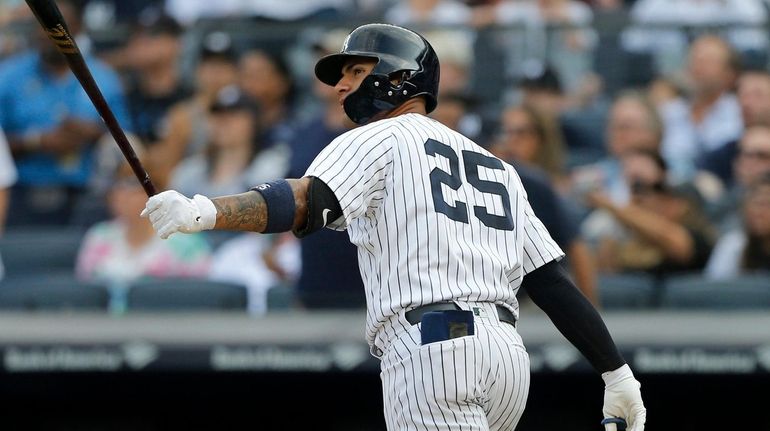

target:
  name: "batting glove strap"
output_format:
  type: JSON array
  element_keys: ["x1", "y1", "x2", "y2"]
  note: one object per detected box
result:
[
  {"x1": 602, "y1": 364, "x2": 634, "y2": 387},
  {"x1": 193, "y1": 194, "x2": 217, "y2": 230}
]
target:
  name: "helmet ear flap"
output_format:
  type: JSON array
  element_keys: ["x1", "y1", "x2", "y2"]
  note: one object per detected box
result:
[{"x1": 343, "y1": 74, "x2": 418, "y2": 124}]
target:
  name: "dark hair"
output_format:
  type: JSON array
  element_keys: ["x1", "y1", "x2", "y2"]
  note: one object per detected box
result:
[
  {"x1": 626, "y1": 148, "x2": 668, "y2": 173},
  {"x1": 240, "y1": 49, "x2": 296, "y2": 106}
]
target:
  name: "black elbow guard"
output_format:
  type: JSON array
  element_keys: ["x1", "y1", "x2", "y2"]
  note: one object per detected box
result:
[{"x1": 293, "y1": 176, "x2": 343, "y2": 238}]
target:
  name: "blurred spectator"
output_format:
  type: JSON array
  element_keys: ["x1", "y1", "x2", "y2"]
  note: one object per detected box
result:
[
  {"x1": 624, "y1": 0, "x2": 767, "y2": 74},
  {"x1": 698, "y1": 70, "x2": 770, "y2": 186},
  {"x1": 497, "y1": 158, "x2": 599, "y2": 304},
  {"x1": 489, "y1": 98, "x2": 596, "y2": 304},
  {"x1": 0, "y1": 0, "x2": 129, "y2": 226},
  {"x1": 705, "y1": 173, "x2": 770, "y2": 279},
  {"x1": 209, "y1": 232, "x2": 300, "y2": 314},
  {"x1": 164, "y1": 0, "x2": 353, "y2": 25},
  {"x1": 495, "y1": 103, "x2": 568, "y2": 189},
  {"x1": 686, "y1": 36, "x2": 743, "y2": 152},
  {"x1": 652, "y1": 35, "x2": 742, "y2": 178},
  {"x1": 151, "y1": 31, "x2": 239, "y2": 188},
  {"x1": 122, "y1": 10, "x2": 190, "y2": 146},
  {"x1": 0, "y1": 127, "x2": 16, "y2": 281},
  {"x1": 0, "y1": 1, "x2": 32, "y2": 59},
  {"x1": 430, "y1": 92, "x2": 483, "y2": 141},
  {"x1": 285, "y1": 31, "x2": 364, "y2": 309},
  {"x1": 81, "y1": 0, "x2": 164, "y2": 29},
  {"x1": 169, "y1": 85, "x2": 289, "y2": 198},
  {"x1": 517, "y1": 66, "x2": 608, "y2": 167},
  {"x1": 238, "y1": 49, "x2": 296, "y2": 149},
  {"x1": 571, "y1": 91, "x2": 663, "y2": 209},
  {"x1": 584, "y1": 149, "x2": 715, "y2": 276},
  {"x1": 474, "y1": 0, "x2": 596, "y2": 94},
  {"x1": 710, "y1": 125, "x2": 770, "y2": 230},
  {"x1": 75, "y1": 154, "x2": 211, "y2": 285},
  {"x1": 422, "y1": 29, "x2": 474, "y2": 95},
  {"x1": 385, "y1": 0, "x2": 472, "y2": 26},
  {"x1": 646, "y1": 76, "x2": 695, "y2": 181}
]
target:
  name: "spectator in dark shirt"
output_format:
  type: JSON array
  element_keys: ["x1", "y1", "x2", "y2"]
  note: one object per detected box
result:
[
  {"x1": 0, "y1": 0, "x2": 129, "y2": 225},
  {"x1": 285, "y1": 35, "x2": 363, "y2": 309},
  {"x1": 122, "y1": 11, "x2": 190, "y2": 146}
]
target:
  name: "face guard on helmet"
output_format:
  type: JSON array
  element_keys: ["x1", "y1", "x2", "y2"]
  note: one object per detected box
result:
[{"x1": 314, "y1": 23, "x2": 440, "y2": 124}]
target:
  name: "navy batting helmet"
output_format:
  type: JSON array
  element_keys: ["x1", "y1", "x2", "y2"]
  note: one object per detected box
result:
[{"x1": 315, "y1": 23, "x2": 440, "y2": 124}]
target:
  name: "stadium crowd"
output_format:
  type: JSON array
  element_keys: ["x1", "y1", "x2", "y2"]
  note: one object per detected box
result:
[{"x1": 0, "y1": 0, "x2": 769, "y2": 314}]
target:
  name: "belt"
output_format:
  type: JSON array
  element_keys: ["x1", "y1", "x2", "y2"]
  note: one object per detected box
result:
[{"x1": 405, "y1": 302, "x2": 516, "y2": 326}]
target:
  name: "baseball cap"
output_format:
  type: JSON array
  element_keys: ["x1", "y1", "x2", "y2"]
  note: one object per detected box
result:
[
  {"x1": 135, "y1": 7, "x2": 183, "y2": 37},
  {"x1": 200, "y1": 31, "x2": 237, "y2": 63},
  {"x1": 210, "y1": 85, "x2": 259, "y2": 113},
  {"x1": 519, "y1": 66, "x2": 562, "y2": 94}
]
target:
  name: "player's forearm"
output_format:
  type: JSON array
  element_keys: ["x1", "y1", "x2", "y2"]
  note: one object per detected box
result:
[
  {"x1": 523, "y1": 260, "x2": 625, "y2": 373},
  {"x1": 211, "y1": 178, "x2": 309, "y2": 232}
]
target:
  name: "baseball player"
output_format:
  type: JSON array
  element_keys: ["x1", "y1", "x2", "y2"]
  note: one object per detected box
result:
[{"x1": 142, "y1": 24, "x2": 646, "y2": 430}]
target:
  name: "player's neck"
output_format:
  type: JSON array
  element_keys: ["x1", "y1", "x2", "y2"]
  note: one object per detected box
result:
[{"x1": 386, "y1": 98, "x2": 427, "y2": 119}]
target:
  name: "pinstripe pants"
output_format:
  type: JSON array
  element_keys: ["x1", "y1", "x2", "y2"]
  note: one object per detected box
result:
[{"x1": 379, "y1": 302, "x2": 530, "y2": 430}]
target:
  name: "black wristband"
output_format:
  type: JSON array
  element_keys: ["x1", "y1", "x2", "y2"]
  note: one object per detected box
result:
[{"x1": 250, "y1": 180, "x2": 296, "y2": 233}]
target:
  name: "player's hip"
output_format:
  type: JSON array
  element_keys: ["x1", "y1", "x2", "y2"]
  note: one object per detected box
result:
[{"x1": 376, "y1": 301, "x2": 526, "y2": 368}]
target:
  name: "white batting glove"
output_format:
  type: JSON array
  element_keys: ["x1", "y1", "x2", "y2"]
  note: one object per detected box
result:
[
  {"x1": 602, "y1": 364, "x2": 646, "y2": 431},
  {"x1": 140, "y1": 190, "x2": 217, "y2": 239}
]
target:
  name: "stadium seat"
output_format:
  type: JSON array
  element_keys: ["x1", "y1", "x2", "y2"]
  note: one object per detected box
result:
[
  {"x1": 598, "y1": 273, "x2": 657, "y2": 309},
  {"x1": 0, "y1": 276, "x2": 109, "y2": 311},
  {"x1": 661, "y1": 273, "x2": 770, "y2": 310},
  {"x1": 126, "y1": 278, "x2": 248, "y2": 311},
  {"x1": 266, "y1": 284, "x2": 296, "y2": 311},
  {"x1": 0, "y1": 226, "x2": 85, "y2": 278}
]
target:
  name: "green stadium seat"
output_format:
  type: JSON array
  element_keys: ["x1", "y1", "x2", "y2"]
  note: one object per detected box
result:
[
  {"x1": 126, "y1": 278, "x2": 248, "y2": 311},
  {"x1": 0, "y1": 226, "x2": 85, "y2": 278},
  {"x1": 598, "y1": 273, "x2": 657, "y2": 309},
  {"x1": 0, "y1": 275, "x2": 109, "y2": 311},
  {"x1": 661, "y1": 273, "x2": 770, "y2": 310}
]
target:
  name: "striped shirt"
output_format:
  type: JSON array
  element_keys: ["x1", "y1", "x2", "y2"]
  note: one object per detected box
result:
[{"x1": 305, "y1": 113, "x2": 563, "y2": 349}]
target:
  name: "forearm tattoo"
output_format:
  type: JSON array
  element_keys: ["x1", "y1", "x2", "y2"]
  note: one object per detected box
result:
[
  {"x1": 212, "y1": 191, "x2": 268, "y2": 232},
  {"x1": 210, "y1": 178, "x2": 309, "y2": 233}
]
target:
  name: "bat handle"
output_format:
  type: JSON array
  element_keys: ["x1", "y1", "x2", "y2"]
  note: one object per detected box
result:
[{"x1": 601, "y1": 417, "x2": 627, "y2": 431}]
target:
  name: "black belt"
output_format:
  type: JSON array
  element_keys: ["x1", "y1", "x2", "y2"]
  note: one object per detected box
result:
[{"x1": 405, "y1": 303, "x2": 516, "y2": 326}]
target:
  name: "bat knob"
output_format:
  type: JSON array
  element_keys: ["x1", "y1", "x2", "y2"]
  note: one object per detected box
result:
[{"x1": 601, "y1": 417, "x2": 627, "y2": 431}]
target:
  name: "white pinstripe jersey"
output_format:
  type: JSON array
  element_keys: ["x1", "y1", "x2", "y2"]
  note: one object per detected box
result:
[{"x1": 305, "y1": 113, "x2": 564, "y2": 349}]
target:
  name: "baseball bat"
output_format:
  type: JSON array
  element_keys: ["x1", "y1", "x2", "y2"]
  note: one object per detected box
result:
[{"x1": 24, "y1": 0, "x2": 157, "y2": 197}]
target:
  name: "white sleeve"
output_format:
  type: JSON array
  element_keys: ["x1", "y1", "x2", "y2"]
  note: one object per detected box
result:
[
  {"x1": 304, "y1": 125, "x2": 395, "y2": 230},
  {"x1": 0, "y1": 129, "x2": 17, "y2": 188},
  {"x1": 704, "y1": 230, "x2": 746, "y2": 280},
  {"x1": 521, "y1": 198, "x2": 565, "y2": 274},
  {"x1": 511, "y1": 172, "x2": 564, "y2": 274}
]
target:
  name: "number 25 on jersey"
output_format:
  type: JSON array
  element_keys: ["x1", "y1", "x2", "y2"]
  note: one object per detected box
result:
[{"x1": 425, "y1": 138, "x2": 514, "y2": 231}]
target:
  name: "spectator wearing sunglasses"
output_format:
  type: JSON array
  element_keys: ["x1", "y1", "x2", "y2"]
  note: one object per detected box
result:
[{"x1": 710, "y1": 125, "x2": 770, "y2": 229}]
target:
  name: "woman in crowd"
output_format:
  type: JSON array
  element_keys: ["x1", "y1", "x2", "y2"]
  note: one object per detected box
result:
[
  {"x1": 496, "y1": 102, "x2": 568, "y2": 190},
  {"x1": 75, "y1": 153, "x2": 211, "y2": 285},
  {"x1": 169, "y1": 85, "x2": 288, "y2": 198}
]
